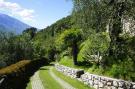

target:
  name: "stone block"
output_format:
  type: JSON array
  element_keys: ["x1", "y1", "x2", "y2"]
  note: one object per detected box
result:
[
  {"x1": 118, "y1": 87, "x2": 125, "y2": 89},
  {"x1": 88, "y1": 75, "x2": 92, "y2": 80},
  {"x1": 133, "y1": 84, "x2": 135, "y2": 89},
  {"x1": 88, "y1": 80, "x2": 94, "y2": 86},
  {"x1": 104, "y1": 86, "x2": 112, "y2": 89},
  {"x1": 113, "y1": 81, "x2": 119, "y2": 87},
  {"x1": 94, "y1": 80, "x2": 99, "y2": 85},
  {"x1": 99, "y1": 82, "x2": 104, "y2": 88},
  {"x1": 107, "y1": 81, "x2": 112, "y2": 86},
  {"x1": 125, "y1": 82, "x2": 132, "y2": 89},
  {"x1": 111, "y1": 86, "x2": 118, "y2": 89},
  {"x1": 94, "y1": 85, "x2": 99, "y2": 89},
  {"x1": 76, "y1": 70, "x2": 84, "y2": 78},
  {"x1": 102, "y1": 80, "x2": 107, "y2": 85},
  {"x1": 118, "y1": 81, "x2": 125, "y2": 87}
]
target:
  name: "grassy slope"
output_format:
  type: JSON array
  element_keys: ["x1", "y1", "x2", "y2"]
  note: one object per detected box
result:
[
  {"x1": 39, "y1": 66, "x2": 63, "y2": 89},
  {"x1": 59, "y1": 56, "x2": 90, "y2": 71},
  {"x1": 26, "y1": 82, "x2": 31, "y2": 89},
  {"x1": 26, "y1": 65, "x2": 93, "y2": 89},
  {"x1": 52, "y1": 67, "x2": 93, "y2": 89}
]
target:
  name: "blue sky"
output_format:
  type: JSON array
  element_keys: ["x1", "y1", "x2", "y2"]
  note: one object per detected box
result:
[{"x1": 0, "y1": 0, "x2": 73, "y2": 29}]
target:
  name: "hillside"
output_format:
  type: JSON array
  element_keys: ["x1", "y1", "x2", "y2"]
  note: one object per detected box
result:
[
  {"x1": 0, "y1": 13, "x2": 31, "y2": 34},
  {"x1": 0, "y1": 0, "x2": 135, "y2": 89}
]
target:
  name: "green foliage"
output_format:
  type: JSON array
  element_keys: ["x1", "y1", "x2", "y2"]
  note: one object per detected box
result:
[
  {"x1": 39, "y1": 66, "x2": 63, "y2": 89},
  {"x1": 56, "y1": 29, "x2": 82, "y2": 51},
  {"x1": 0, "y1": 31, "x2": 34, "y2": 66},
  {"x1": 23, "y1": 27, "x2": 37, "y2": 39},
  {"x1": 78, "y1": 32, "x2": 110, "y2": 64},
  {"x1": 33, "y1": 16, "x2": 74, "y2": 61},
  {"x1": 108, "y1": 58, "x2": 135, "y2": 81},
  {"x1": 56, "y1": 29, "x2": 83, "y2": 65}
]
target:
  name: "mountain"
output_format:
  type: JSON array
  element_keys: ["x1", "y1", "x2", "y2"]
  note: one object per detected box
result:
[{"x1": 0, "y1": 13, "x2": 31, "y2": 34}]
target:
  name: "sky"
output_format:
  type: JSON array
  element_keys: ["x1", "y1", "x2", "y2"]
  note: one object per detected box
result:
[{"x1": 0, "y1": 0, "x2": 73, "y2": 29}]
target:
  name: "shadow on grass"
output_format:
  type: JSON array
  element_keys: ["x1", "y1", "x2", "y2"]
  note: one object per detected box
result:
[
  {"x1": 76, "y1": 61, "x2": 92, "y2": 68},
  {"x1": 40, "y1": 67, "x2": 49, "y2": 70},
  {"x1": 0, "y1": 58, "x2": 49, "y2": 89}
]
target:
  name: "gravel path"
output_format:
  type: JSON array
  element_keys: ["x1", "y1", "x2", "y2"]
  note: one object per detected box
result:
[
  {"x1": 31, "y1": 71, "x2": 44, "y2": 89},
  {"x1": 49, "y1": 67, "x2": 76, "y2": 89}
]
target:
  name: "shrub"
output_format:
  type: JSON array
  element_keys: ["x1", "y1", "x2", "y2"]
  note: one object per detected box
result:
[
  {"x1": 78, "y1": 32, "x2": 110, "y2": 65},
  {"x1": 108, "y1": 58, "x2": 135, "y2": 81}
]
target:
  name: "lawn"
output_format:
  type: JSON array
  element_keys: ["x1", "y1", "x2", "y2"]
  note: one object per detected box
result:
[
  {"x1": 26, "y1": 65, "x2": 93, "y2": 89},
  {"x1": 59, "y1": 56, "x2": 90, "y2": 71},
  {"x1": 52, "y1": 67, "x2": 93, "y2": 89},
  {"x1": 39, "y1": 66, "x2": 63, "y2": 89}
]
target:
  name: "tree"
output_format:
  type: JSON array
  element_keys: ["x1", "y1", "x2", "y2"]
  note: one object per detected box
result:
[
  {"x1": 56, "y1": 29, "x2": 82, "y2": 65},
  {"x1": 23, "y1": 27, "x2": 37, "y2": 39},
  {"x1": 78, "y1": 32, "x2": 110, "y2": 67},
  {"x1": 72, "y1": 0, "x2": 135, "y2": 59}
]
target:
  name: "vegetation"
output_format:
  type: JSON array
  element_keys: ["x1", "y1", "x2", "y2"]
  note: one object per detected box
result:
[
  {"x1": 52, "y1": 67, "x2": 92, "y2": 89},
  {"x1": 0, "y1": 60, "x2": 31, "y2": 75},
  {"x1": 0, "y1": 59, "x2": 47, "y2": 89},
  {"x1": 56, "y1": 29, "x2": 82, "y2": 65},
  {"x1": 0, "y1": 1, "x2": 135, "y2": 89},
  {"x1": 39, "y1": 66, "x2": 63, "y2": 89}
]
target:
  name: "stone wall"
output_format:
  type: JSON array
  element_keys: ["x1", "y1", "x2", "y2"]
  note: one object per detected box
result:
[
  {"x1": 55, "y1": 64, "x2": 135, "y2": 89},
  {"x1": 55, "y1": 64, "x2": 80, "y2": 78}
]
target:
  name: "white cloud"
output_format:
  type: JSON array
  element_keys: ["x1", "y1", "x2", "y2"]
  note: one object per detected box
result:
[{"x1": 0, "y1": 0, "x2": 35, "y2": 21}]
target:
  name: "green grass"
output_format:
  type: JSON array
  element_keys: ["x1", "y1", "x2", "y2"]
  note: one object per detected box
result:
[
  {"x1": 59, "y1": 56, "x2": 74, "y2": 67},
  {"x1": 26, "y1": 82, "x2": 32, "y2": 89},
  {"x1": 39, "y1": 66, "x2": 63, "y2": 89},
  {"x1": 59, "y1": 56, "x2": 90, "y2": 71},
  {"x1": 52, "y1": 67, "x2": 93, "y2": 89}
]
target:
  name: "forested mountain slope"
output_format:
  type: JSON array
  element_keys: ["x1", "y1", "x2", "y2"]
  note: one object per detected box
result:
[{"x1": 0, "y1": 13, "x2": 31, "y2": 34}]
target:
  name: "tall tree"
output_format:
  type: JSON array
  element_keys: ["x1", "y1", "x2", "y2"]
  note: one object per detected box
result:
[
  {"x1": 56, "y1": 29, "x2": 82, "y2": 65},
  {"x1": 72, "y1": 0, "x2": 135, "y2": 59}
]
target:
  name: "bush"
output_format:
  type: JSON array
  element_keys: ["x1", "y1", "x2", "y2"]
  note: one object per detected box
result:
[
  {"x1": 78, "y1": 32, "x2": 110, "y2": 65},
  {"x1": 0, "y1": 59, "x2": 48, "y2": 89},
  {"x1": 108, "y1": 58, "x2": 135, "y2": 81}
]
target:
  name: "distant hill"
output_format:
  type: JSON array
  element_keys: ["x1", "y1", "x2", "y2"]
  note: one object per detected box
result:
[{"x1": 0, "y1": 13, "x2": 31, "y2": 34}]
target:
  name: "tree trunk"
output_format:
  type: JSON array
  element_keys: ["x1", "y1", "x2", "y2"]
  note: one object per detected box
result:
[{"x1": 72, "y1": 42, "x2": 78, "y2": 65}]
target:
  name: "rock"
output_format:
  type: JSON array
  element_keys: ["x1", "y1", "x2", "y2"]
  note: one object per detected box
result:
[
  {"x1": 88, "y1": 80, "x2": 94, "y2": 86},
  {"x1": 125, "y1": 82, "x2": 132, "y2": 89},
  {"x1": 107, "y1": 81, "x2": 112, "y2": 86},
  {"x1": 99, "y1": 82, "x2": 104, "y2": 88},
  {"x1": 111, "y1": 86, "x2": 117, "y2": 89},
  {"x1": 133, "y1": 84, "x2": 135, "y2": 89},
  {"x1": 76, "y1": 70, "x2": 84, "y2": 78},
  {"x1": 102, "y1": 80, "x2": 107, "y2": 85},
  {"x1": 94, "y1": 85, "x2": 98, "y2": 89},
  {"x1": 104, "y1": 86, "x2": 112, "y2": 89},
  {"x1": 119, "y1": 81, "x2": 125, "y2": 87},
  {"x1": 88, "y1": 75, "x2": 92, "y2": 80},
  {"x1": 113, "y1": 81, "x2": 119, "y2": 87},
  {"x1": 94, "y1": 80, "x2": 99, "y2": 85},
  {"x1": 118, "y1": 87, "x2": 125, "y2": 89}
]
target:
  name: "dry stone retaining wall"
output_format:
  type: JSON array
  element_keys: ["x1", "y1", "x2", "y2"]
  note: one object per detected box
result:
[{"x1": 55, "y1": 64, "x2": 135, "y2": 89}]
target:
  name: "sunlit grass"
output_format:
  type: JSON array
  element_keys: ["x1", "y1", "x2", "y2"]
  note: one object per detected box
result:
[
  {"x1": 59, "y1": 56, "x2": 90, "y2": 71},
  {"x1": 26, "y1": 82, "x2": 32, "y2": 89},
  {"x1": 39, "y1": 66, "x2": 62, "y2": 89},
  {"x1": 52, "y1": 67, "x2": 93, "y2": 89}
]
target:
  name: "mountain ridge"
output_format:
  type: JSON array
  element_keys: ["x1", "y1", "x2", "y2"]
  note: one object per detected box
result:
[{"x1": 0, "y1": 13, "x2": 31, "y2": 34}]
